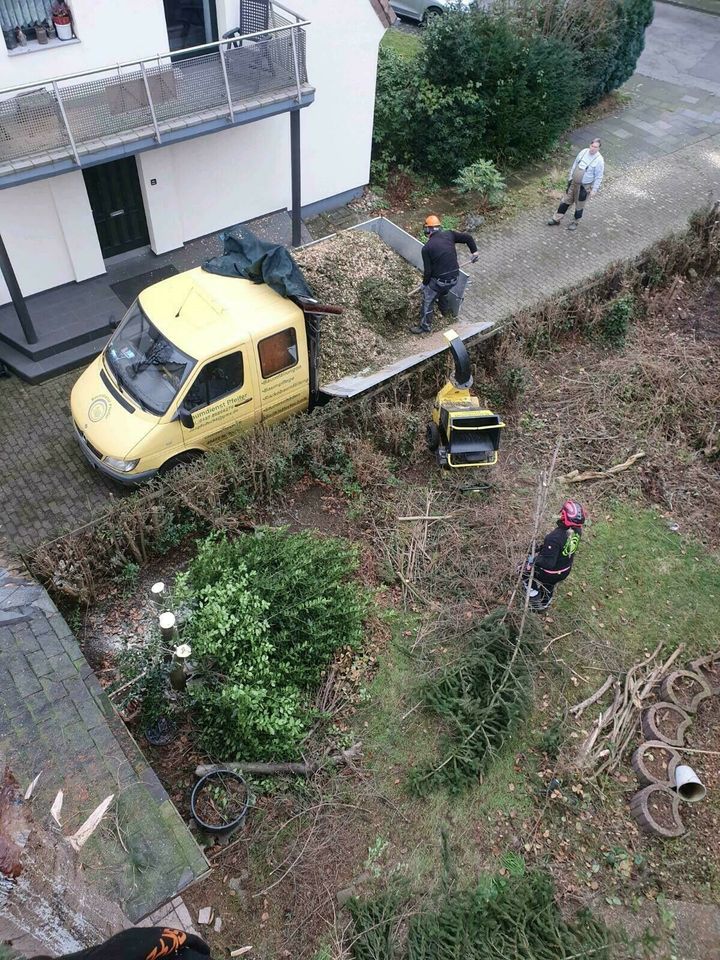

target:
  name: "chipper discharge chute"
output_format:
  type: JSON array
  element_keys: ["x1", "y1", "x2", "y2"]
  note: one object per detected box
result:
[{"x1": 426, "y1": 330, "x2": 505, "y2": 470}]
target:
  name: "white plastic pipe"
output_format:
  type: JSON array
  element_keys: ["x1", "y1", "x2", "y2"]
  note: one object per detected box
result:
[{"x1": 674, "y1": 764, "x2": 707, "y2": 803}]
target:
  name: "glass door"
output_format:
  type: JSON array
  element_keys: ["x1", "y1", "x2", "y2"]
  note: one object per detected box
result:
[{"x1": 163, "y1": 0, "x2": 218, "y2": 52}]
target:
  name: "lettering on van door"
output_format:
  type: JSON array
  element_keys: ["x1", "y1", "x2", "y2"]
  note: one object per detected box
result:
[
  {"x1": 256, "y1": 327, "x2": 306, "y2": 422},
  {"x1": 182, "y1": 351, "x2": 254, "y2": 447}
]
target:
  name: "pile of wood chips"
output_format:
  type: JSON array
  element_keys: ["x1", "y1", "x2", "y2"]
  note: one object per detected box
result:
[{"x1": 293, "y1": 231, "x2": 421, "y2": 382}]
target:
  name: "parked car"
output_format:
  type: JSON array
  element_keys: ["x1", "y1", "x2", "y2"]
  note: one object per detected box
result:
[{"x1": 390, "y1": 0, "x2": 475, "y2": 24}]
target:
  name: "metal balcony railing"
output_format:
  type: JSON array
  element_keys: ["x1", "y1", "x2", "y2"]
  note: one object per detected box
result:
[{"x1": 0, "y1": 2, "x2": 310, "y2": 170}]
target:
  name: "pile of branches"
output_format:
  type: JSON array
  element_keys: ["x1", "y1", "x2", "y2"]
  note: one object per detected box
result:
[
  {"x1": 409, "y1": 610, "x2": 540, "y2": 794},
  {"x1": 569, "y1": 641, "x2": 685, "y2": 779},
  {"x1": 348, "y1": 869, "x2": 611, "y2": 960}
]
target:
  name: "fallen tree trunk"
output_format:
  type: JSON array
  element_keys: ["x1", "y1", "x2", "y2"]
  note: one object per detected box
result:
[{"x1": 196, "y1": 743, "x2": 362, "y2": 779}]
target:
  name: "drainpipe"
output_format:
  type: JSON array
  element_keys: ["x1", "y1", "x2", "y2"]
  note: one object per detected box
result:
[
  {"x1": 290, "y1": 108, "x2": 302, "y2": 247},
  {"x1": 0, "y1": 230, "x2": 37, "y2": 344}
]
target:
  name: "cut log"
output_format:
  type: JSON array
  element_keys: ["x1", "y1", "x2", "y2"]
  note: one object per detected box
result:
[{"x1": 196, "y1": 743, "x2": 362, "y2": 779}]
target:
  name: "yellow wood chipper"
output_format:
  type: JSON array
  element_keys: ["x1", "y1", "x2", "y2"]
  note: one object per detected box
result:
[{"x1": 426, "y1": 330, "x2": 505, "y2": 470}]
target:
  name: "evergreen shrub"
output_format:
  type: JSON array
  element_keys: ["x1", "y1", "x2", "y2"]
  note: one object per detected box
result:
[{"x1": 179, "y1": 530, "x2": 368, "y2": 759}]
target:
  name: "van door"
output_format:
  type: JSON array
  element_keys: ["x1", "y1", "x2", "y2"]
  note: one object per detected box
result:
[
  {"x1": 255, "y1": 324, "x2": 309, "y2": 426},
  {"x1": 179, "y1": 347, "x2": 258, "y2": 448}
]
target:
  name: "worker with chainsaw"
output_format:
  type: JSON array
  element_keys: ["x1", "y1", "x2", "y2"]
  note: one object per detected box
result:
[
  {"x1": 523, "y1": 500, "x2": 586, "y2": 610},
  {"x1": 410, "y1": 215, "x2": 479, "y2": 335}
]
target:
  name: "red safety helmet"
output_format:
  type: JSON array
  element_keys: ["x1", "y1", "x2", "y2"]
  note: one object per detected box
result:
[{"x1": 560, "y1": 499, "x2": 586, "y2": 528}]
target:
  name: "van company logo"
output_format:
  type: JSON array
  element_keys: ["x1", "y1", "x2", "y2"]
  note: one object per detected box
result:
[{"x1": 88, "y1": 395, "x2": 111, "y2": 423}]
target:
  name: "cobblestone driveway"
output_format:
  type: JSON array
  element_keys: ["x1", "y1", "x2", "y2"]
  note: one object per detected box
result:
[{"x1": 0, "y1": 370, "x2": 124, "y2": 555}]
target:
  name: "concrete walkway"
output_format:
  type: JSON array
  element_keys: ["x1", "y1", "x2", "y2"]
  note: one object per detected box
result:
[{"x1": 0, "y1": 567, "x2": 208, "y2": 926}]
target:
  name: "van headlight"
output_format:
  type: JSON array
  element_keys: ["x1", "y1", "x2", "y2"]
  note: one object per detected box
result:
[{"x1": 103, "y1": 456, "x2": 140, "y2": 473}]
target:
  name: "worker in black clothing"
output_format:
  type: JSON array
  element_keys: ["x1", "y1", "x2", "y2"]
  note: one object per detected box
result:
[
  {"x1": 30, "y1": 927, "x2": 210, "y2": 960},
  {"x1": 410, "y1": 215, "x2": 479, "y2": 335},
  {"x1": 523, "y1": 499, "x2": 586, "y2": 610}
]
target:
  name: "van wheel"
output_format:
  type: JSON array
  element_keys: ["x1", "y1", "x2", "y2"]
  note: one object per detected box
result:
[{"x1": 159, "y1": 451, "x2": 204, "y2": 476}]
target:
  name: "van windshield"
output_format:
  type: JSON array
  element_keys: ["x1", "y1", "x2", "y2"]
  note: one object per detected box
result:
[{"x1": 105, "y1": 301, "x2": 195, "y2": 416}]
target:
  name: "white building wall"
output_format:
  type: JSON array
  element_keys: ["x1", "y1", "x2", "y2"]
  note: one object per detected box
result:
[
  {"x1": 0, "y1": 0, "x2": 169, "y2": 304},
  {"x1": 138, "y1": 0, "x2": 385, "y2": 250},
  {"x1": 0, "y1": 0, "x2": 170, "y2": 89},
  {"x1": 138, "y1": 116, "x2": 292, "y2": 252},
  {"x1": 0, "y1": 1, "x2": 387, "y2": 300},
  {"x1": 0, "y1": 170, "x2": 102, "y2": 303},
  {"x1": 297, "y1": 0, "x2": 384, "y2": 208}
]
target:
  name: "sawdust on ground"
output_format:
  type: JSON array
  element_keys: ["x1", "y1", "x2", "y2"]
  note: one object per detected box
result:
[{"x1": 293, "y1": 231, "x2": 422, "y2": 383}]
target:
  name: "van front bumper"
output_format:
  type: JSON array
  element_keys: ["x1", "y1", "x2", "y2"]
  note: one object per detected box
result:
[{"x1": 73, "y1": 423, "x2": 158, "y2": 486}]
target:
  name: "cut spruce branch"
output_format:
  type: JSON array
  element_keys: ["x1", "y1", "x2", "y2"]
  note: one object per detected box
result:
[
  {"x1": 196, "y1": 743, "x2": 362, "y2": 779},
  {"x1": 569, "y1": 675, "x2": 615, "y2": 718}
]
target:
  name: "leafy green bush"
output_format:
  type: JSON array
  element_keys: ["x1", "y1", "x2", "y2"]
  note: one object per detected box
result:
[
  {"x1": 372, "y1": 48, "x2": 423, "y2": 175},
  {"x1": 372, "y1": 1, "x2": 652, "y2": 180},
  {"x1": 600, "y1": 292, "x2": 637, "y2": 346},
  {"x1": 604, "y1": 0, "x2": 654, "y2": 96},
  {"x1": 373, "y1": 10, "x2": 582, "y2": 179},
  {"x1": 454, "y1": 159, "x2": 506, "y2": 206},
  {"x1": 493, "y1": 0, "x2": 654, "y2": 106},
  {"x1": 179, "y1": 530, "x2": 368, "y2": 759}
]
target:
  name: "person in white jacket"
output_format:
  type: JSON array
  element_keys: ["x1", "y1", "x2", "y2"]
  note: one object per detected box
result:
[{"x1": 547, "y1": 138, "x2": 605, "y2": 232}]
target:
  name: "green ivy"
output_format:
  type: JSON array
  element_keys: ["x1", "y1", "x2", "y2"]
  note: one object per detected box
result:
[{"x1": 600, "y1": 293, "x2": 637, "y2": 347}]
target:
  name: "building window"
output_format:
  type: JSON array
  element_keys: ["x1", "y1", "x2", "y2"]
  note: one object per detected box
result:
[
  {"x1": 258, "y1": 328, "x2": 299, "y2": 379},
  {"x1": 163, "y1": 0, "x2": 217, "y2": 52},
  {"x1": 184, "y1": 351, "x2": 245, "y2": 411},
  {"x1": 2, "y1": 0, "x2": 76, "y2": 53}
]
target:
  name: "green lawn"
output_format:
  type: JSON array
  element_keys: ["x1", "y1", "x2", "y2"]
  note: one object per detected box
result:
[
  {"x1": 380, "y1": 28, "x2": 422, "y2": 59},
  {"x1": 551, "y1": 503, "x2": 720, "y2": 686}
]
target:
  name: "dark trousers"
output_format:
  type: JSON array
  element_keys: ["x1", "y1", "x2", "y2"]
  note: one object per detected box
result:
[
  {"x1": 420, "y1": 275, "x2": 458, "y2": 330},
  {"x1": 523, "y1": 567, "x2": 569, "y2": 607}
]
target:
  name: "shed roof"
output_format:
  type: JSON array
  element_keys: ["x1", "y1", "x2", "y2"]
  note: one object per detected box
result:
[{"x1": 368, "y1": 0, "x2": 397, "y2": 27}]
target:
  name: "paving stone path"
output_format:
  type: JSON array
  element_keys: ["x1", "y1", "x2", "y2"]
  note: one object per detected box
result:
[
  {"x1": 457, "y1": 132, "x2": 720, "y2": 333},
  {"x1": 0, "y1": 567, "x2": 207, "y2": 922}
]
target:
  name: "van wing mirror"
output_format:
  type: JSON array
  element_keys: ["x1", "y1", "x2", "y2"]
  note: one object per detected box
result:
[
  {"x1": 108, "y1": 314, "x2": 119, "y2": 330},
  {"x1": 177, "y1": 405, "x2": 195, "y2": 430}
]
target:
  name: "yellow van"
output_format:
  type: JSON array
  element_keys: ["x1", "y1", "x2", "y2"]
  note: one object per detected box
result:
[{"x1": 70, "y1": 267, "x2": 315, "y2": 484}]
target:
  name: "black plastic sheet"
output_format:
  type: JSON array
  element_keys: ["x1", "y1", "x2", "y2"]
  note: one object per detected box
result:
[{"x1": 202, "y1": 224, "x2": 314, "y2": 301}]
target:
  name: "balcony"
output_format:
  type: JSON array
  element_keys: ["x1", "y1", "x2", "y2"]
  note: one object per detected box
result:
[{"x1": 0, "y1": 2, "x2": 314, "y2": 187}]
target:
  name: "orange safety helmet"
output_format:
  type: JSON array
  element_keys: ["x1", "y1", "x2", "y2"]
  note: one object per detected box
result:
[{"x1": 423, "y1": 214, "x2": 442, "y2": 237}]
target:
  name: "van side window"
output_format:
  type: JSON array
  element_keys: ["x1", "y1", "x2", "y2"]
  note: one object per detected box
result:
[
  {"x1": 258, "y1": 328, "x2": 298, "y2": 379},
  {"x1": 184, "y1": 351, "x2": 244, "y2": 411}
]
